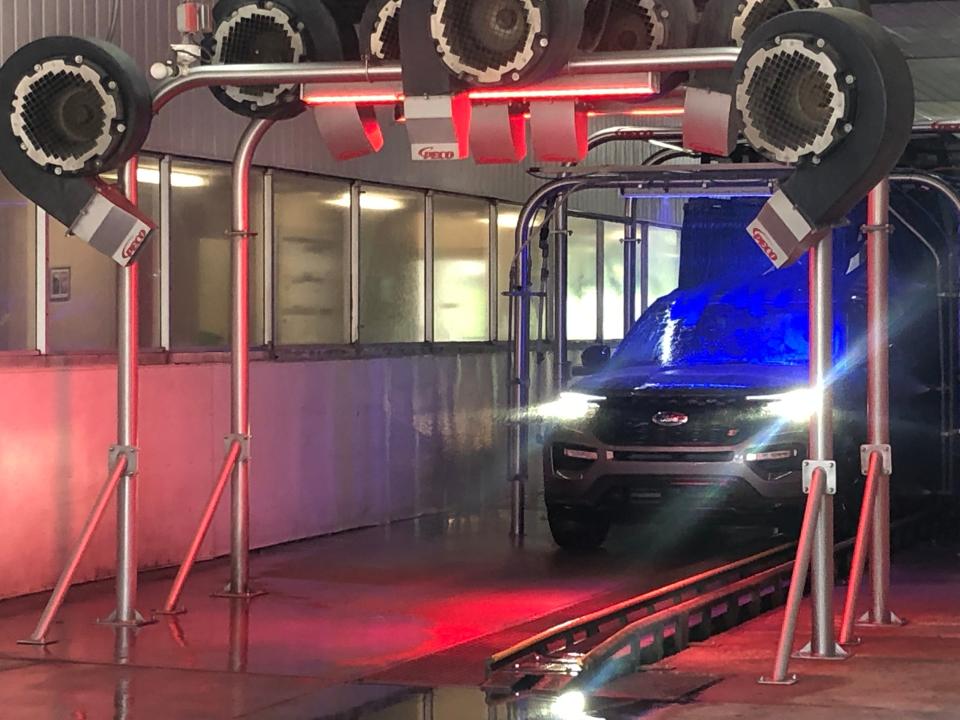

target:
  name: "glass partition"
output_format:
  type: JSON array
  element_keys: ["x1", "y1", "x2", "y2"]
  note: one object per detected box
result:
[
  {"x1": 567, "y1": 216, "x2": 598, "y2": 341},
  {"x1": 274, "y1": 172, "x2": 350, "y2": 345},
  {"x1": 0, "y1": 175, "x2": 35, "y2": 351},
  {"x1": 358, "y1": 186, "x2": 425, "y2": 343},
  {"x1": 169, "y1": 159, "x2": 263, "y2": 348},
  {"x1": 433, "y1": 194, "x2": 490, "y2": 342}
]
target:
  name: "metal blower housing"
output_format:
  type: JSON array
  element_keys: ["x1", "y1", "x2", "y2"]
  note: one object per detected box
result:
[
  {"x1": 428, "y1": 0, "x2": 585, "y2": 85},
  {"x1": 205, "y1": 0, "x2": 345, "y2": 119},
  {"x1": 580, "y1": 0, "x2": 698, "y2": 52},
  {"x1": 0, "y1": 36, "x2": 155, "y2": 266},
  {"x1": 731, "y1": 0, "x2": 835, "y2": 45},
  {"x1": 360, "y1": 0, "x2": 403, "y2": 61},
  {"x1": 734, "y1": 8, "x2": 913, "y2": 268},
  {"x1": 682, "y1": 0, "x2": 869, "y2": 159}
]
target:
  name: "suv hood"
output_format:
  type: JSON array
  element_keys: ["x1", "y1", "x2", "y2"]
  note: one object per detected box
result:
[{"x1": 573, "y1": 363, "x2": 808, "y2": 397}]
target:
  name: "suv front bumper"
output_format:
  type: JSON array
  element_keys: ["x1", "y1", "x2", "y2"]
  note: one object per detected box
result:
[{"x1": 544, "y1": 426, "x2": 805, "y2": 518}]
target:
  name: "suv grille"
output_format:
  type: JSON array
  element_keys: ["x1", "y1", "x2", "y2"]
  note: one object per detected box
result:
[{"x1": 590, "y1": 394, "x2": 760, "y2": 447}]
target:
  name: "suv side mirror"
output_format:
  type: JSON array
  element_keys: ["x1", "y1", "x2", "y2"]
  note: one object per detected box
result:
[{"x1": 580, "y1": 344, "x2": 611, "y2": 374}]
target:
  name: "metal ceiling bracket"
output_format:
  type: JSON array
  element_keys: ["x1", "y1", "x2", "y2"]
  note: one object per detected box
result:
[
  {"x1": 860, "y1": 444, "x2": 892, "y2": 476},
  {"x1": 802, "y1": 459, "x2": 836, "y2": 495},
  {"x1": 109, "y1": 445, "x2": 139, "y2": 476},
  {"x1": 225, "y1": 433, "x2": 251, "y2": 462}
]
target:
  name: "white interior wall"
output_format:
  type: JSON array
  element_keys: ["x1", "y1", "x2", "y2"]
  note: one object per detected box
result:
[{"x1": 0, "y1": 351, "x2": 555, "y2": 600}]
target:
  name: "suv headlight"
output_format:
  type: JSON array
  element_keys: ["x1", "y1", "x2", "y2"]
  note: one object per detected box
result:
[
  {"x1": 747, "y1": 387, "x2": 820, "y2": 423},
  {"x1": 534, "y1": 392, "x2": 605, "y2": 422}
]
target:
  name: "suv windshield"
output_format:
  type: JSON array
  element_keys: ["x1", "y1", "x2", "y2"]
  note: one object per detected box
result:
[{"x1": 612, "y1": 262, "x2": 851, "y2": 369}]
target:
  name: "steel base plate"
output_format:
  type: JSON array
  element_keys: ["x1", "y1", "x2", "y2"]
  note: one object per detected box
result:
[
  {"x1": 152, "y1": 606, "x2": 188, "y2": 616},
  {"x1": 17, "y1": 637, "x2": 57, "y2": 647},
  {"x1": 792, "y1": 641, "x2": 849, "y2": 660},
  {"x1": 758, "y1": 674, "x2": 798, "y2": 685},
  {"x1": 857, "y1": 610, "x2": 906, "y2": 627},
  {"x1": 97, "y1": 610, "x2": 157, "y2": 628},
  {"x1": 211, "y1": 588, "x2": 267, "y2": 600}
]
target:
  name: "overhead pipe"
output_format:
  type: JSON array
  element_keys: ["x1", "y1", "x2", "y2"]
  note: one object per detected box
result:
[{"x1": 152, "y1": 48, "x2": 743, "y2": 112}]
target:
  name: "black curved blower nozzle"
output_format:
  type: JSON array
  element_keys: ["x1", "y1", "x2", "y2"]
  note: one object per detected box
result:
[
  {"x1": 0, "y1": 36, "x2": 155, "y2": 266},
  {"x1": 735, "y1": 8, "x2": 914, "y2": 267}
]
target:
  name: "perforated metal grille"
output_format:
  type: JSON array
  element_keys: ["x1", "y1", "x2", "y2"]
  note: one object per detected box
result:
[
  {"x1": 372, "y1": 0, "x2": 402, "y2": 60},
  {"x1": 213, "y1": 5, "x2": 304, "y2": 106},
  {"x1": 10, "y1": 60, "x2": 118, "y2": 172},
  {"x1": 737, "y1": 39, "x2": 845, "y2": 164},
  {"x1": 432, "y1": 0, "x2": 541, "y2": 83},
  {"x1": 732, "y1": 0, "x2": 829, "y2": 45},
  {"x1": 21, "y1": 71, "x2": 105, "y2": 161},
  {"x1": 596, "y1": 0, "x2": 663, "y2": 51},
  {"x1": 590, "y1": 395, "x2": 756, "y2": 447}
]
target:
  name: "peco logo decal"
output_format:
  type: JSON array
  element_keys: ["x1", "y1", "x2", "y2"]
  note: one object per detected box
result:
[
  {"x1": 751, "y1": 227, "x2": 780, "y2": 263},
  {"x1": 122, "y1": 228, "x2": 149, "y2": 259},
  {"x1": 416, "y1": 146, "x2": 456, "y2": 161}
]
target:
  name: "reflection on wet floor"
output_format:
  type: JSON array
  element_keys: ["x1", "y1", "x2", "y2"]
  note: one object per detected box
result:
[
  {"x1": 0, "y1": 510, "x2": 783, "y2": 719},
  {"x1": 0, "y1": 667, "x2": 676, "y2": 720}
]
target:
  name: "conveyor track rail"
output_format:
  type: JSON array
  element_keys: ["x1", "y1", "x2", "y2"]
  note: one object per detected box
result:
[{"x1": 485, "y1": 513, "x2": 927, "y2": 695}]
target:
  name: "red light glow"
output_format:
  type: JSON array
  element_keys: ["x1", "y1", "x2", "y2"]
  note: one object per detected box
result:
[
  {"x1": 303, "y1": 92, "x2": 405, "y2": 106},
  {"x1": 587, "y1": 106, "x2": 685, "y2": 118},
  {"x1": 303, "y1": 86, "x2": 659, "y2": 106},
  {"x1": 468, "y1": 85, "x2": 657, "y2": 101}
]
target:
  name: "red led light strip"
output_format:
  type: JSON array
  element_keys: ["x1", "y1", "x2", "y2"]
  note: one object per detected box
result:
[
  {"x1": 304, "y1": 92, "x2": 405, "y2": 105},
  {"x1": 467, "y1": 85, "x2": 658, "y2": 101},
  {"x1": 303, "y1": 85, "x2": 658, "y2": 106}
]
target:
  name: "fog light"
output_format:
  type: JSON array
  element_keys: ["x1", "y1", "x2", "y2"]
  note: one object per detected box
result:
[
  {"x1": 745, "y1": 448, "x2": 797, "y2": 462},
  {"x1": 563, "y1": 447, "x2": 599, "y2": 461}
]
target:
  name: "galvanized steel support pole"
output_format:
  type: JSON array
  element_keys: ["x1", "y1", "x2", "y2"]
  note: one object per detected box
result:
[
  {"x1": 760, "y1": 468, "x2": 827, "y2": 685},
  {"x1": 109, "y1": 157, "x2": 147, "y2": 627},
  {"x1": 159, "y1": 441, "x2": 243, "y2": 613},
  {"x1": 623, "y1": 199, "x2": 638, "y2": 336},
  {"x1": 840, "y1": 451, "x2": 882, "y2": 644},
  {"x1": 19, "y1": 456, "x2": 129, "y2": 644},
  {"x1": 224, "y1": 118, "x2": 274, "y2": 596},
  {"x1": 554, "y1": 200, "x2": 569, "y2": 392},
  {"x1": 862, "y1": 179, "x2": 902, "y2": 627},
  {"x1": 510, "y1": 211, "x2": 532, "y2": 539},
  {"x1": 802, "y1": 236, "x2": 846, "y2": 660}
]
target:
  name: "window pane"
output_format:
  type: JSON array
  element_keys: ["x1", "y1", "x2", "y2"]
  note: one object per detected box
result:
[
  {"x1": 274, "y1": 172, "x2": 350, "y2": 345},
  {"x1": 98, "y1": 157, "x2": 162, "y2": 348},
  {"x1": 603, "y1": 221, "x2": 625, "y2": 341},
  {"x1": 433, "y1": 194, "x2": 489, "y2": 342},
  {"x1": 497, "y1": 205, "x2": 545, "y2": 342},
  {"x1": 496, "y1": 204, "x2": 521, "y2": 341},
  {"x1": 648, "y1": 225, "x2": 681, "y2": 306},
  {"x1": 0, "y1": 175, "x2": 35, "y2": 351},
  {"x1": 567, "y1": 216, "x2": 597, "y2": 341},
  {"x1": 359, "y1": 186, "x2": 425, "y2": 343},
  {"x1": 48, "y1": 220, "x2": 117, "y2": 351},
  {"x1": 169, "y1": 160, "x2": 263, "y2": 348}
]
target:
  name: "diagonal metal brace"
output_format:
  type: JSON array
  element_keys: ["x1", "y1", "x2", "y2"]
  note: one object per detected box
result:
[
  {"x1": 803, "y1": 460, "x2": 837, "y2": 495},
  {"x1": 860, "y1": 444, "x2": 892, "y2": 476},
  {"x1": 109, "y1": 445, "x2": 139, "y2": 475},
  {"x1": 225, "y1": 433, "x2": 251, "y2": 462}
]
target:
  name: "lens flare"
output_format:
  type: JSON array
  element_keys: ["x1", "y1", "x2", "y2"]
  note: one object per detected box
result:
[
  {"x1": 534, "y1": 392, "x2": 605, "y2": 422},
  {"x1": 747, "y1": 387, "x2": 821, "y2": 423}
]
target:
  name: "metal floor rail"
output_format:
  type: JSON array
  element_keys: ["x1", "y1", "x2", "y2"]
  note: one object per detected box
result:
[{"x1": 484, "y1": 513, "x2": 929, "y2": 696}]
